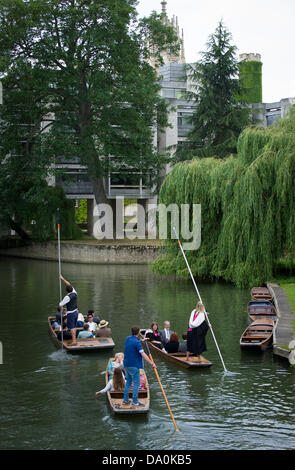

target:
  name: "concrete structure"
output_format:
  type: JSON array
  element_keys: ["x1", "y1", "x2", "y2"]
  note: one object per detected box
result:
[
  {"x1": 252, "y1": 97, "x2": 295, "y2": 127},
  {"x1": 268, "y1": 283, "x2": 295, "y2": 365},
  {"x1": 0, "y1": 241, "x2": 159, "y2": 265}
]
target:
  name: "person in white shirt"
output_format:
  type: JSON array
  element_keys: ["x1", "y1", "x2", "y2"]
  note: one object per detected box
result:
[
  {"x1": 59, "y1": 275, "x2": 78, "y2": 345},
  {"x1": 95, "y1": 367, "x2": 126, "y2": 398},
  {"x1": 186, "y1": 301, "x2": 209, "y2": 363},
  {"x1": 86, "y1": 313, "x2": 98, "y2": 334}
]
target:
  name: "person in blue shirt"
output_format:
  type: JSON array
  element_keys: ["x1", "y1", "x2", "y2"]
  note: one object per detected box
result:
[
  {"x1": 122, "y1": 326, "x2": 155, "y2": 407},
  {"x1": 77, "y1": 323, "x2": 93, "y2": 339}
]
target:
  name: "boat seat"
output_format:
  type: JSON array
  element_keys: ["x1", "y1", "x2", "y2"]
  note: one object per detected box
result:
[
  {"x1": 248, "y1": 327, "x2": 272, "y2": 330},
  {"x1": 110, "y1": 390, "x2": 148, "y2": 398},
  {"x1": 242, "y1": 335, "x2": 266, "y2": 339}
]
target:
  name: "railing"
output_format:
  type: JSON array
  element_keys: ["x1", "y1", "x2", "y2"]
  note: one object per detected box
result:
[{"x1": 106, "y1": 174, "x2": 154, "y2": 199}]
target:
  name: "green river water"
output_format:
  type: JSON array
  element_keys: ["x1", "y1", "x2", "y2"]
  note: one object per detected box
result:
[{"x1": 0, "y1": 256, "x2": 294, "y2": 450}]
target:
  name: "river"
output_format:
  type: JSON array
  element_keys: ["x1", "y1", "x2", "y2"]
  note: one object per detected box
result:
[{"x1": 0, "y1": 256, "x2": 294, "y2": 450}]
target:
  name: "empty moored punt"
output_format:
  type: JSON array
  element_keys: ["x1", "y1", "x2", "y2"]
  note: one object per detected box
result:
[
  {"x1": 251, "y1": 287, "x2": 273, "y2": 301},
  {"x1": 48, "y1": 316, "x2": 115, "y2": 352},
  {"x1": 140, "y1": 329, "x2": 212, "y2": 369},
  {"x1": 105, "y1": 358, "x2": 150, "y2": 414},
  {"x1": 247, "y1": 300, "x2": 277, "y2": 322},
  {"x1": 240, "y1": 319, "x2": 274, "y2": 351}
]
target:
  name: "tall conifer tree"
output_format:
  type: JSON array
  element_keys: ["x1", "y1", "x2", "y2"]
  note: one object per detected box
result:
[{"x1": 181, "y1": 20, "x2": 250, "y2": 159}]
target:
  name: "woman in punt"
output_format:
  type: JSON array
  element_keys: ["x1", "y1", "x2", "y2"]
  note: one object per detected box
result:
[
  {"x1": 145, "y1": 322, "x2": 165, "y2": 350},
  {"x1": 186, "y1": 301, "x2": 209, "y2": 363}
]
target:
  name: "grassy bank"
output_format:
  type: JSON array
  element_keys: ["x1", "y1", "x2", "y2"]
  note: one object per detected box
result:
[{"x1": 271, "y1": 275, "x2": 295, "y2": 331}]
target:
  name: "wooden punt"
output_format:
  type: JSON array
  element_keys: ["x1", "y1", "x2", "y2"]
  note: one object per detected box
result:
[
  {"x1": 240, "y1": 319, "x2": 274, "y2": 351},
  {"x1": 48, "y1": 316, "x2": 115, "y2": 352},
  {"x1": 247, "y1": 300, "x2": 277, "y2": 322},
  {"x1": 251, "y1": 287, "x2": 273, "y2": 301},
  {"x1": 105, "y1": 358, "x2": 150, "y2": 414},
  {"x1": 140, "y1": 329, "x2": 212, "y2": 369}
]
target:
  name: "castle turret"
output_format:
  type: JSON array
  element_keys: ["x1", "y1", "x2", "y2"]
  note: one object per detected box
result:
[
  {"x1": 239, "y1": 53, "x2": 263, "y2": 103},
  {"x1": 148, "y1": 1, "x2": 185, "y2": 68}
]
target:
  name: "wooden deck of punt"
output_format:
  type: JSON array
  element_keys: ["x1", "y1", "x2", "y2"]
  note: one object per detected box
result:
[
  {"x1": 240, "y1": 319, "x2": 275, "y2": 351},
  {"x1": 140, "y1": 330, "x2": 212, "y2": 369},
  {"x1": 105, "y1": 358, "x2": 150, "y2": 414},
  {"x1": 251, "y1": 287, "x2": 273, "y2": 301},
  {"x1": 247, "y1": 301, "x2": 277, "y2": 322},
  {"x1": 48, "y1": 316, "x2": 115, "y2": 352}
]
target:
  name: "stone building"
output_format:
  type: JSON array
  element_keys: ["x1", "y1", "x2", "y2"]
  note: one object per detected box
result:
[{"x1": 54, "y1": 2, "x2": 295, "y2": 238}]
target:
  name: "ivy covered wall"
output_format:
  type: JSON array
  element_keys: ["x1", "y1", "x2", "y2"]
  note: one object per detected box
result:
[{"x1": 239, "y1": 60, "x2": 262, "y2": 104}]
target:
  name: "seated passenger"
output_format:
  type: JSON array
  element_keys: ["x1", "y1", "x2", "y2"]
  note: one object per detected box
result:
[
  {"x1": 95, "y1": 320, "x2": 112, "y2": 338},
  {"x1": 77, "y1": 323, "x2": 93, "y2": 339},
  {"x1": 139, "y1": 369, "x2": 147, "y2": 390},
  {"x1": 86, "y1": 313, "x2": 98, "y2": 334},
  {"x1": 95, "y1": 367, "x2": 125, "y2": 398},
  {"x1": 159, "y1": 321, "x2": 174, "y2": 346},
  {"x1": 131, "y1": 368, "x2": 147, "y2": 390},
  {"x1": 178, "y1": 333, "x2": 188, "y2": 353},
  {"x1": 52, "y1": 306, "x2": 65, "y2": 330},
  {"x1": 145, "y1": 322, "x2": 165, "y2": 350},
  {"x1": 165, "y1": 333, "x2": 180, "y2": 354},
  {"x1": 88, "y1": 309, "x2": 100, "y2": 325},
  {"x1": 56, "y1": 319, "x2": 72, "y2": 341},
  {"x1": 76, "y1": 310, "x2": 85, "y2": 328},
  {"x1": 107, "y1": 353, "x2": 124, "y2": 378}
]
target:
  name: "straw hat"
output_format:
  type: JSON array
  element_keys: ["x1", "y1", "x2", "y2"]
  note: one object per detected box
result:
[{"x1": 98, "y1": 319, "x2": 109, "y2": 328}]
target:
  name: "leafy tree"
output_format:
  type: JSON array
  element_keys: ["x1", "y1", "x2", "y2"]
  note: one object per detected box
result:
[
  {"x1": 0, "y1": 0, "x2": 178, "y2": 238},
  {"x1": 153, "y1": 108, "x2": 295, "y2": 288},
  {"x1": 179, "y1": 20, "x2": 250, "y2": 160}
]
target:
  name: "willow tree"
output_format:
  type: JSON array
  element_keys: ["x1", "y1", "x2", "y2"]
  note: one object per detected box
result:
[
  {"x1": 177, "y1": 20, "x2": 250, "y2": 160},
  {"x1": 0, "y1": 0, "x2": 178, "y2": 238},
  {"x1": 153, "y1": 108, "x2": 295, "y2": 287}
]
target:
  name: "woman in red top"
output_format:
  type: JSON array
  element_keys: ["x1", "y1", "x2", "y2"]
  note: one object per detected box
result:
[{"x1": 145, "y1": 322, "x2": 165, "y2": 350}]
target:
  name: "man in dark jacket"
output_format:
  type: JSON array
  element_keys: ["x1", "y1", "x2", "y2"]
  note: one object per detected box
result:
[
  {"x1": 159, "y1": 321, "x2": 174, "y2": 346},
  {"x1": 59, "y1": 275, "x2": 78, "y2": 345}
]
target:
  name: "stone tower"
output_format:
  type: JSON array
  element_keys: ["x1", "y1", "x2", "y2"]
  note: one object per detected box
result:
[
  {"x1": 148, "y1": 1, "x2": 186, "y2": 68},
  {"x1": 239, "y1": 53, "x2": 263, "y2": 104}
]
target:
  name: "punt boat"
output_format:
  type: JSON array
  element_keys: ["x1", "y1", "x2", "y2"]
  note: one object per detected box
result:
[
  {"x1": 48, "y1": 316, "x2": 115, "y2": 352},
  {"x1": 105, "y1": 358, "x2": 150, "y2": 414},
  {"x1": 251, "y1": 287, "x2": 273, "y2": 301},
  {"x1": 247, "y1": 300, "x2": 277, "y2": 322},
  {"x1": 240, "y1": 319, "x2": 274, "y2": 351},
  {"x1": 140, "y1": 329, "x2": 212, "y2": 369}
]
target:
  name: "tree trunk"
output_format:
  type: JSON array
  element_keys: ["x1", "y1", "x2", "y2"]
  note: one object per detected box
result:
[
  {"x1": 8, "y1": 216, "x2": 31, "y2": 240},
  {"x1": 90, "y1": 176, "x2": 108, "y2": 207}
]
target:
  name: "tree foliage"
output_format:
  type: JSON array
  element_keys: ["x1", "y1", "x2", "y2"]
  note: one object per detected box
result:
[
  {"x1": 177, "y1": 20, "x2": 250, "y2": 161},
  {"x1": 0, "y1": 0, "x2": 178, "y2": 238},
  {"x1": 153, "y1": 108, "x2": 295, "y2": 287}
]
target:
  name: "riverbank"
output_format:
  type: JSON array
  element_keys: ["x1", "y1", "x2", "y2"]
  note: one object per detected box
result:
[
  {"x1": 267, "y1": 282, "x2": 295, "y2": 365},
  {"x1": 0, "y1": 238, "x2": 161, "y2": 264}
]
